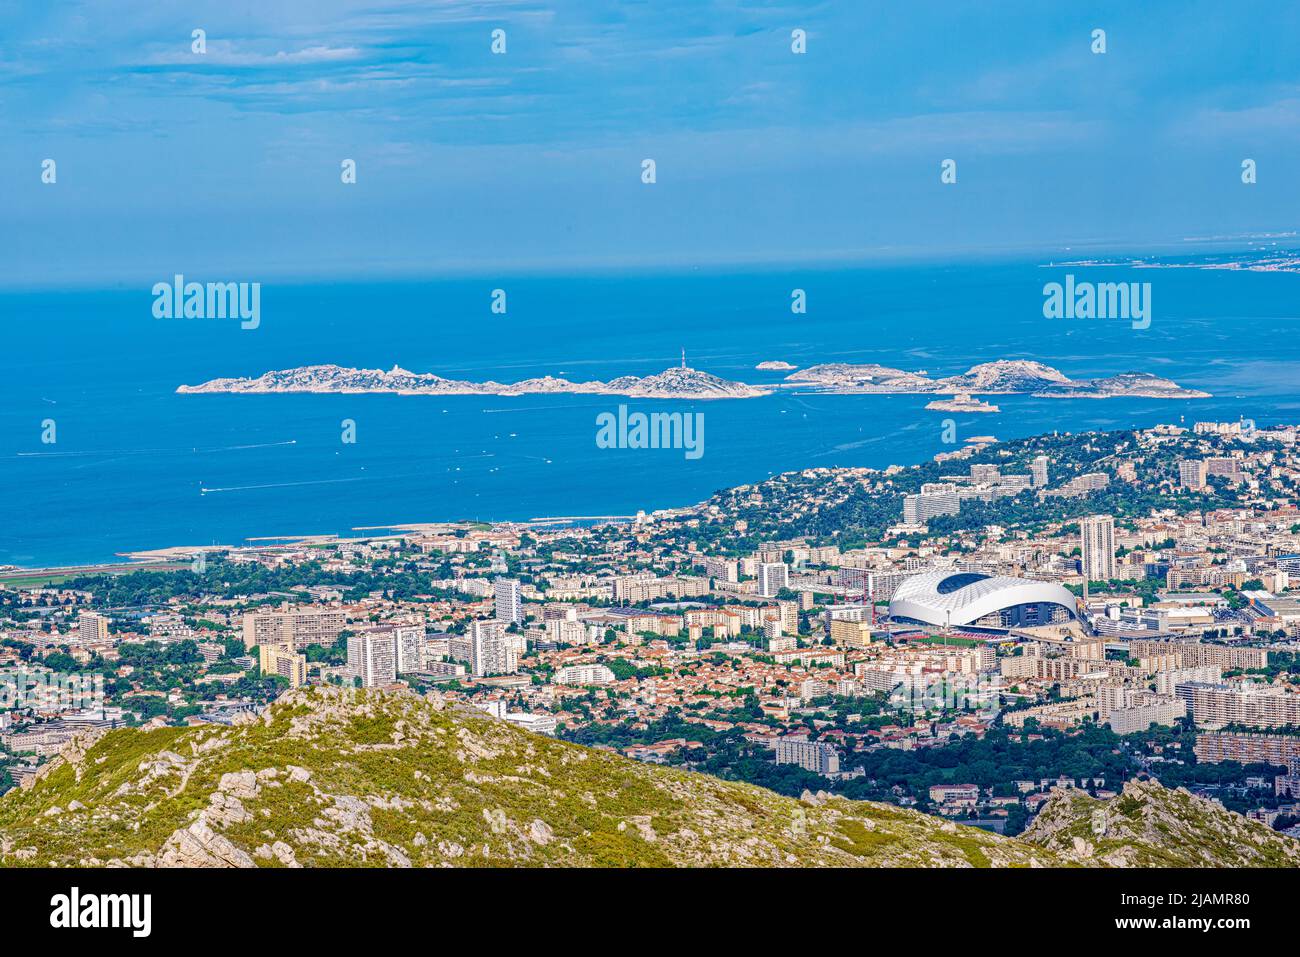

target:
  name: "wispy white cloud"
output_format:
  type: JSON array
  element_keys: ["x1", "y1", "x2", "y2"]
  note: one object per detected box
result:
[
  {"x1": 4, "y1": 0, "x2": 1300, "y2": 284},
  {"x1": 142, "y1": 42, "x2": 364, "y2": 67}
]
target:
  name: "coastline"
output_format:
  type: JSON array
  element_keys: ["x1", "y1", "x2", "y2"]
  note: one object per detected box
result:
[{"x1": 0, "y1": 415, "x2": 1214, "y2": 575}]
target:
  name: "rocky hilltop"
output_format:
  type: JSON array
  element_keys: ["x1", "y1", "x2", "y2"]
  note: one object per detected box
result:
[
  {"x1": 935, "y1": 359, "x2": 1073, "y2": 393},
  {"x1": 785, "y1": 360, "x2": 1209, "y2": 399},
  {"x1": 603, "y1": 366, "x2": 768, "y2": 399},
  {"x1": 0, "y1": 687, "x2": 1055, "y2": 867},
  {"x1": 1022, "y1": 778, "x2": 1300, "y2": 867},
  {"x1": 177, "y1": 364, "x2": 767, "y2": 401},
  {"x1": 1039, "y1": 371, "x2": 1211, "y2": 399},
  {"x1": 0, "y1": 687, "x2": 1290, "y2": 868}
]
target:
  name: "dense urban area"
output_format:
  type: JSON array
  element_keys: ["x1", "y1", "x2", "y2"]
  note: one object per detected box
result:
[{"x1": 4, "y1": 417, "x2": 1300, "y2": 839}]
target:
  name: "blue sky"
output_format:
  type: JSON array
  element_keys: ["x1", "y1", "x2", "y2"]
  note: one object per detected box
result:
[{"x1": 3, "y1": 0, "x2": 1300, "y2": 285}]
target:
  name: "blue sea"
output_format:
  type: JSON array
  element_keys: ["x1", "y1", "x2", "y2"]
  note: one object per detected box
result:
[{"x1": 4, "y1": 260, "x2": 1300, "y2": 567}]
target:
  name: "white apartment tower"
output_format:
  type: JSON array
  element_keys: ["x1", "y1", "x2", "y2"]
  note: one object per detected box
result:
[
  {"x1": 1080, "y1": 514, "x2": 1117, "y2": 586},
  {"x1": 1179, "y1": 459, "x2": 1208, "y2": 490},
  {"x1": 902, "y1": 484, "x2": 960, "y2": 524},
  {"x1": 757, "y1": 562, "x2": 789, "y2": 597},
  {"x1": 494, "y1": 578, "x2": 523, "y2": 625},
  {"x1": 470, "y1": 619, "x2": 518, "y2": 677},
  {"x1": 1031, "y1": 455, "x2": 1049, "y2": 488},
  {"x1": 394, "y1": 624, "x2": 426, "y2": 674},
  {"x1": 78, "y1": 611, "x2": 111, "y2": 643},
  {"x1": 347, "y1": 631, "x2": 397, "y2": 688}
]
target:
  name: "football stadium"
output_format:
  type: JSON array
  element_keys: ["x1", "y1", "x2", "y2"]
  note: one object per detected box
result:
[{"x1": 888, "y1": 571, "x2": 1079, "y2": 632}]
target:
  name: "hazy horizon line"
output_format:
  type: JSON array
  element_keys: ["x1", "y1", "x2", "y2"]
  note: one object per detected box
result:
[{"x1": 0, "y1": 232, "x2": 1290, "y2": 294}]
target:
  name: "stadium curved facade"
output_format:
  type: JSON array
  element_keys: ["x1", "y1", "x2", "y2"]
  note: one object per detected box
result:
[{"x1": 888, "y1": 570, "x2": 1078, "y2": 631}]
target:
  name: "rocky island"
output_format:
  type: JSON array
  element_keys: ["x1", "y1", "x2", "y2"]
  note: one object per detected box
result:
[
  {"x1": 784, "y1": 359, "x2": 1210, "y2": 399},
  {"x1": 178, "y1": 359, "x2": 1209, "y2": 401},
  {"x1": 924, "y1": 393, "x2": 1001, "y2": 413},
  {"x1": 177, "y1": 364, "x2": 769, "y2": 401}
]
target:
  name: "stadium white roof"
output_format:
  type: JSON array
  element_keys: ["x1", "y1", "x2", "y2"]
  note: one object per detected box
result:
[{"x1": 888, "y1": 570, "x2": 1078, "y2": 628}]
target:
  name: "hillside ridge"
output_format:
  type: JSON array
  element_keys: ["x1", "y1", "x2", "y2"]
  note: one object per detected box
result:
[{"x1": 1, "y1": 687, "x2": 1292, "y2": 868}]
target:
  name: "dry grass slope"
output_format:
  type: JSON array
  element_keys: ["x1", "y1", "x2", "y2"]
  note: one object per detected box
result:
[
  {"x1": 0, "y1": 687, "x2": 1062, "y2": 868},
  {"x1": 1, "y1": 687, "x2": 1293, "y2": 869}
]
